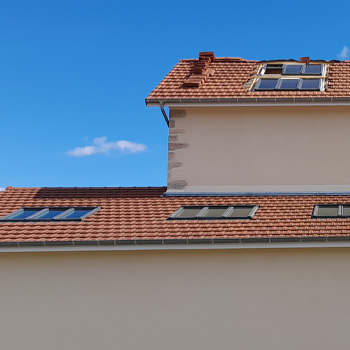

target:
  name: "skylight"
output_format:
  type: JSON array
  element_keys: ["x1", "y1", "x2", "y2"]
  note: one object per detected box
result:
[
  {"x1": 299, "y1": 79, "x2": 321, "y2": 90},
  {"x1": 312, "y1": 205, "x2": 350, "y2": 218},
  {"x1": 0, "y1": 207, "x2": 100, "y2": 222},
  {"x1": 254, "y1": 78, "x2": 322, "y2": 91},
  {"x1": 283, "y1": 64, "x2": 303, "y2": 75},
  {"x1": 168, "y1": 205, "x2": 258, "y2": 220},
  {"x1": 282, "y1": 64, "x2": 323, "y2": 76},
  {"x1": 263, "y1": 64, "x2": 283, "y2": 75},
  {"x1": 279, "y1": 79, "x2": 299, "y2": 90},
  {"x1": 254, "y1": 62, "x2": 326, "y2": 91}
]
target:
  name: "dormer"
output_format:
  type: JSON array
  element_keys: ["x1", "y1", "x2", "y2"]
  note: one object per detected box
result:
[{"x1": 146, "y1": 52, "x2": 350, "y2": 195}]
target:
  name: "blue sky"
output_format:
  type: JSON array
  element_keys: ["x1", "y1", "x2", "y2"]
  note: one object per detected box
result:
[{"x1": 1, "y1": 0, "x2": 348, "y2": 189}]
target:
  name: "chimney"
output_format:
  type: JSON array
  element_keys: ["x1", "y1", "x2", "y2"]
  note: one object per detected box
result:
[
  {"x1": 299, "y1": 57, "x2": 310, "y2": 64},
  {"x1": 183, "y1": 52, "x2": 215, "y2": 88},
  {"x1": 198, "y1": 51, "x2": 215, "y2": 62}
]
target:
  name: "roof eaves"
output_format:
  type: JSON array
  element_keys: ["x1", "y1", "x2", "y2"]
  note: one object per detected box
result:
[
  {"x1": 146, "y1": 97, "x2": 350, "y2": 107},
  {"x1": 2, "y1": 236, "x2": 350, "y2": 252}
]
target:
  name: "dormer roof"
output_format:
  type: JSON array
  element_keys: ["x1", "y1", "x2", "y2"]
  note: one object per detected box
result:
[{"x1": 146, "y1": 52, "x2": 350, "y2": 106}]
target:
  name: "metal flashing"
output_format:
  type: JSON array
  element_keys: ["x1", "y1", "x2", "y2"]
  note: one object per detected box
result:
[{"x1": 164, "y1": 191, "x2": 350, "y2": 197}]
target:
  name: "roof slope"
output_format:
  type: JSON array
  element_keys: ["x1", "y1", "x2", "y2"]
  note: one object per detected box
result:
[
  {"x1": 146, "y1": 54, "x2": 350, "y2": 104},
  {"x1": 1, "y1": 187, "x2": 350, "y2": 244}
]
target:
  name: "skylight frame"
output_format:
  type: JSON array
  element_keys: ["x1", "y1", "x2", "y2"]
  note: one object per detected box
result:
[
  {"x1": 0, "y1": 207, "x2": 101, "y2": 222},
  {"x1": 312, "y1": 204, "x2": 350, "y2": 219},
  {"x1": 168, "y1": 205, "x2": 258, "y2": 221}
]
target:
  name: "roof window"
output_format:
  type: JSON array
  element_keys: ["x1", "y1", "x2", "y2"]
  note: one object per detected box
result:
[
  {"x1": 263, "y1": 64, "x2": 283, "y2": 75},
  {"x1": 168, "y1": 205, "x2": 258, "y2": 220},
  {"x1": 261, "y1": 63, "x2": 324, "y2": 76},
  {"x1": 254, "y1": 78, "x2": 322, "y2": 91},
  {"x1": 0, "y1": 207, "x2": 100, "y2": 222},
  {"x1": 282, "y1": 64, "x2": 323, "y2": 76},
  {"x1": 312, "y1": 205, "x2": 350, "y2": 218}
]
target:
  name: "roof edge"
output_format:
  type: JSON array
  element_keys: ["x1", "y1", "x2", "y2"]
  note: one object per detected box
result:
[
  {"x1": 146, "y1": 97, "x2": 350, "y2": 107},
  {"x1": 2, "y1": 237, "x2": 350, "y2": 252}
]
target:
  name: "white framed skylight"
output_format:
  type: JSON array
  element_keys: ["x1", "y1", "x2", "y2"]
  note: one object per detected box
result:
[
  {"x1": 254, "y1": 78, "x2": 323, "y2": 91},
  {"x1": 168, "y1": 205, "x2": 258, "y2": 220},
  {"x1": 0, "y1": 207, "x2": 100, "y2": 222},
  {"x1": 312, "y1": 204, "x2": 350, "y2": 219},
  {"x1": 312, "y1": 205, "x2": 350, "y2": 218},
  {"x1": 260, "y1": 63, "x2": 325, "y2": 76}
]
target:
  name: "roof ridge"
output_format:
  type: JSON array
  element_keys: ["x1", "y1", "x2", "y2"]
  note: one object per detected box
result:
[{"x1": 181, "y1": 57, "x2": 257, "y2": 63}]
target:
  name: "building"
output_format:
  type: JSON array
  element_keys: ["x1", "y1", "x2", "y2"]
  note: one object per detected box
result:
[{"x1": 1, "y1": 52, "x2": 350, "y2": 349}]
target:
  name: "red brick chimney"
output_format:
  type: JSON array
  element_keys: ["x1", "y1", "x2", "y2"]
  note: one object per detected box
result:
[{"x1": 183, "y1": 52, "x2": 215, "y2": 88}]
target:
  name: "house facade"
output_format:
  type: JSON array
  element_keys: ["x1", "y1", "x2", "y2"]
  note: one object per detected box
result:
[{"x1": 1, "y1": 52, "x2": 350, "y2": 350}]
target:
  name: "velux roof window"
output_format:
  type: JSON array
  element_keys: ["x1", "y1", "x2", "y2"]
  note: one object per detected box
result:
[
  {"x1": 254, "y1": 63, "x2": 326, "y2": 91},
  {"x1": 312, "y1": 205, "x2": 350, "y2": 218},
  {"x1": 254, "y1": 78, "x2": 321, "y2": 91},
  {"x1": 283, "y1": 64, "x2": 323, "y2": 75},
  {"x1": 0, "y1": 207, "x2": 100, "y2": 222},
  {"x1": 262, "y1": 63, "x2": 324, "y2": 76},
  {"x1": 168, "y1": 205, "x2": 258, "y2": 220}
]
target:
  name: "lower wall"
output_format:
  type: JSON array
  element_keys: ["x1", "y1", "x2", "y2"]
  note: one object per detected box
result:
[{"x1": 1, "y1": 249, "x2": 350, "y2": 350}]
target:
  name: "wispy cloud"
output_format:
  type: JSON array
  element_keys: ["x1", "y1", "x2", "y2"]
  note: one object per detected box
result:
[
  {"x1": 0, "y1": 187, "x2": 5, "y2": 191},
  {"x1": 338, "y1": 46, "x2": 349, "y2": 60},
  {"x1": 67, "y1": 137, "x2": 147, "y2": 157}
]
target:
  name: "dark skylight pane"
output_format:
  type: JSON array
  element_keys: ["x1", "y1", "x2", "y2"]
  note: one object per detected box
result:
[
  {"x1": 264, "y1": 64, "x2": 283, "y2": 75},
  {"x1": 283, "y1": 65, "x2": 303, "y2": 75},
  {"x1": 300, "y1": 79, "x2": 320, "y2": 90},
  {"x1": 34, "y1": 209, "x2": 68, "y2": 219},
  {"x1": 255, "y1": 79, "x2": 278, "y2": 90},
  {"x1": 8, "y1": 209, "x2": 41, "y2": 219},
  {"x1": 202, "y1": 207, "x2": 229, "y2": 218},
  {"x1": 304, "y1": 65, "x2": 323, "y2": 75},
  {"x1": 315, "y1": 206, "x2": 339, "y2": 217},
  {"x1": 342, "y1": 206, "x2": 350, "y2": 216},
  {"x1": 60, "y1": 209, "x2": 93, "y2": 219},
  {"x1": 175, "y1": 208, "x2": 202, "y2": 218},
  {"x1": 227, "y1": 207, "x2": 254, "y2": 217},
  {"x1": 278, "y1": 79, "x2": 299, "y2": 90}
]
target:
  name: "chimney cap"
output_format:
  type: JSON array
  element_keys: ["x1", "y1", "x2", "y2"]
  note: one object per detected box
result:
[
  {"x1": 299, "y1": 57, "x2": 310, "y2": 63},
  {"x1": 199, "y1": 51, "x2": 215, "y2": 61}
]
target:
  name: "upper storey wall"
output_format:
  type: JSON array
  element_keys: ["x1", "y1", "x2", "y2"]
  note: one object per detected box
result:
[{"x1": 167, "y1": 106, "x2": 350, "y2": 194}]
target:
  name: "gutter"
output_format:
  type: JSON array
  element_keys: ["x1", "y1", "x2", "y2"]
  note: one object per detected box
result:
[
  {"x1": 146, "y1": 97, "x2": 350, "y2": 107},
  {"x1": 2, "y1": 236, "x2": 350, "y2": 253}
]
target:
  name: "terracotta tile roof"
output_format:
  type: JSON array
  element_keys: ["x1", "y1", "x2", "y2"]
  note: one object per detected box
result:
[
  {"x1": 146, "y1": 52, "x2": 350, "y2": 104},
  {"x1": 2, "y1": 187, "x2": 350, "y2": 244}
]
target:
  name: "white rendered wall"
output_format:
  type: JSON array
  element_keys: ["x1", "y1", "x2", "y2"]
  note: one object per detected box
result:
[
  {"x1": 167, "y1": 106, "x2": 350, "y2": 193},
  {"x1": 1, "y1": 249, "x2": 350, "y2": 350}
]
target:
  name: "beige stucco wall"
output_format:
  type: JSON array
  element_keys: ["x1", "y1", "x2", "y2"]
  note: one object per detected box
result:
[
  {"x1": 168, "y1": 106, "x2": 350, "y2": 193},
  {"x1": 1, "y1": 248, "x2": 350, "y2": 350}
]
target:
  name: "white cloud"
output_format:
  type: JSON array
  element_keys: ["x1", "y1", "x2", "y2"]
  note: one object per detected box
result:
[
  {"x1": 338, "y1": 46, "x2": 349, "y2": 60},
  {"x1": 67, "y1": 137, "x2": 147, "y2": 157},
  {"x1": 0, "y1": 187, "x2": 5, "y2": 191}
]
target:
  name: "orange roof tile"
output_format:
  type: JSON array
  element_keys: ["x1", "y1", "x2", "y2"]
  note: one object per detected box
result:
[
  {"x1": 146, "y1": 53, "x2": 350, "y2": 104},
  {"x1": 1, "y1": 187, "x2": 350, "y2": 244}
]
